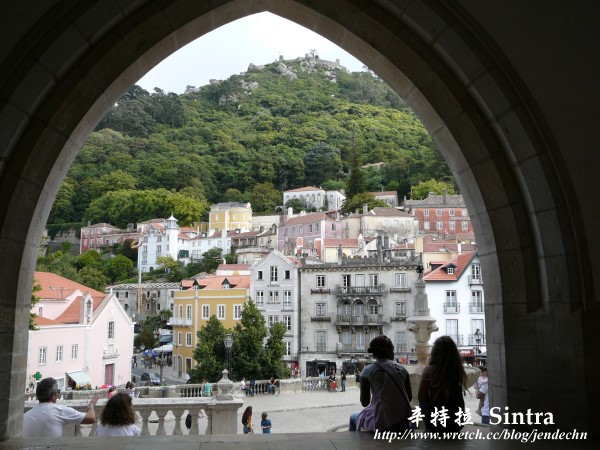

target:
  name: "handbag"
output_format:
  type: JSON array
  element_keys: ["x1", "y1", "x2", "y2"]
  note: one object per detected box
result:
[{"x1": 476, "y1": 390, "x2": 485, "y2": 400}]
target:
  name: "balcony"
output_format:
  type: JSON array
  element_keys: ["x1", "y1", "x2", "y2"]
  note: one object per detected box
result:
[
  {"x1": 389, "y1": 285, "x2": 411, "y2": 293},
  {"x1": 469, "y1": 301, "x2": 484, "y2": 313},
  {"x1": 310, "y1": 288, "x2": 331, "y2": 294},
  {"x1": 443, "y1": 302, "x2": 460, "y2": 314},
  {"x1": 336, "y1": 285, "x2": 384, "y2": 295},
  {"x1": 390, "y1": 314, "x2": 407, "y2": 321},
  {"x1": 168, "y1": 317, "x2": 193, "y2": 327},
  {"x1": 335, "y1": 314, "x2": 383, "y2": 325},
  {"x1": 467, "y1": 333, "x2": 486, "y2": 346},
  {"x1": 468, "y1": 275, "x2": 483, "y2": 284},
  {"x1": 311, "y1": 315, "x2": 331, "y2": 322}
]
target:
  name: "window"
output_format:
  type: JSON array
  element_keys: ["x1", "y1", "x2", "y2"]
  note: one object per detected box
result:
[
  {"x1": 395, "y1": 332, "x2": 407, "y2": 353},
  {"x1": 38, "y1": 347, "x2": 47, "y2": 365},
  {"x1": 234, "y1": 305, "x2": 242, "y2": 320},
  {"x1": 332, "y1": 223, "x2": 336, "y2": 231},
  {"x1": 257, "y1": 270, "x2": 263, "y2": 281},
  {"x1": 156, "y1": 245, "x2": 162, "y2": 255},
  {"x1": 340, "y1": 302, "x2": 351, "y2": 315},
  {"x1": 436, "y1": 208, "x2": 442, "y2": 216},
  {"x1": 309, "y1": 224, "x2": 313, "y2": 232},
  {"x1": 355, "y1": 274, "x2": 365, "y2": 286},
  {"x1": 284, "y1": 270, "x2": 291, "y2": 280},
  {"x1": 315, "y1": 223, "x2": 319, "y2": 231},
  {"x1": 71, "y1": 344, "x2": 78, "y2": 360},
  {"x1": 285, "y1": 341, "x2": 291, "y2": 356},
  {"x1": 436, "y1": 221, "x2": 443, "y2": 230},
  {"x1": 369, "y1": 274, "x2": 379, "y2": 286},
  {"x1": 424, "y1": 209, "x2": 429, "y2": 217},
  {"x1": 202, "y1": 304, "x2": 210, "y2": 319},
  {"x1": 471, "y1": 263, "x2": 481, "y2": 279},
  {"x1": 170, "y1": 291, "x2": 174, "y2": 298},
  {"x1": 356, "y1": 332, "x2": 366, "y2": 350},
  {"x1": 270, "y1": 266, "x2": 278, "y2": 282},
  {"x1": 292, "y1": 227, "x2": 295, "y2": 235},
  {"x1": 38, "y1": 306, "x2": 43, "y2": 316},
  {"x1": 255, "y1": 291, "x2": 264, "y2": 305},
  {"x1": 462, "y1": 209, "x2": 468, "y2": 216},
  {"x1": 125, "y1": 292, "x2": 129, "y2": 298},
  {"x1": 446, "y1": 319, "x2": 458, "y2": 341},
  {"x1": 218, "y1": 304, "x2": 226, "y2": 320},
  {"x1": 342, "y1": 274, "x2": 351, "y2": 289},
  {"x1": 368, "y1": 302, "x2": 379, "y2": 315},
  {"x1": 283, "y1": 315, "x2": 292, "y2": 331},
  {"x1": 341, "y1": 331, "x2": 352, "y2": 345},
  {"x1": 186, "y1": 304, "x2": 192, "y2": 320},
  {"x1": 268, "y1": 315, "x2": 279, "y2": 327},
  {"x1": 395, "y1": 273, "x2": 406, "y2": 288},
  {"x1": 316, "y1": 275, "x2": 326, "y2": 288},
  {"x1": 471, "y1": 290, "x2": 483, "y2": 311},
  {"x1": 462, "y1": 221, "x2": 469, "y2": 230},
  {"x1": 355, "y1": 301, "x2": 365, "y2": 316},
  {"x1": 299, "y1": 226, "x2": 303, "y2": 234},
  {"x1": 283, "y1": 290, "x2": 292, "y2": 308},
  {"x1": 424, "y1": 221, "x2": 430, "y2": 230},
  {"x1": 178, "y1": 305, "x2": 183, "y2": 318},
  {"x1": 268, "y1": 290, "x2": 280, "y2": 303},
  {"x1": 56, "y1": 345, "x2": 63, "y2": 362},
  {"x1": 447, "y1": 266, "x2": 455, "y2": 274},
  {"x1": 316, "y1": 302, "x2": 327, "y2": 316},
  {"x1": 178, "y1": 332, "x2": 182, "y2": 346},
  {"x1": 449, "y1": 209, "x2": 455, "y2": 216},
  {"x1": 186, "y1": 332, "x2": 192, "y2": 347},
  {"x1": 395, "y1": 301, "x2": 406, "y2": 317},
  {"x1": 449, "y1": 221, "x2": 456, "y2": 230},
  {"x1": 108, "y1": 321, "x2": 115, "y2": 339},
  {"x1": 316, "y1": 330, "x2": 327, "y2": 352}
]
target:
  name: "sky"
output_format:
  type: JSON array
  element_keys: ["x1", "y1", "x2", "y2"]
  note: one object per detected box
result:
[{"x1": 136, "y1": 12, "x2": 366, "y2": 94}]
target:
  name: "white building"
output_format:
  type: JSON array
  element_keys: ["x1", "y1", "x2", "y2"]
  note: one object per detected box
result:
[
  {"x1": 250, "y1": 250, "x2": 302, "y2": 374},
  {"x1": 106, "y1": 282, "x2": 180, "y2": 320},
  {"x1": 28, "y1": 272, "x2": 134, "y2": 391},
  {"x1": 424, "y1": 252, "x2": 486, "y2": 365},
  {"x1": 298, "y1": 245, "x2": 421, "y2": 377},
  {"x1": 283, "y1": 186, "x2": 346, "y2": 211}
]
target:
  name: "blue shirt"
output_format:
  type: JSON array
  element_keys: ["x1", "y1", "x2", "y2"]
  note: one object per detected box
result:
[{"x1": 261, "y1": 418, "x2": 272, "y2": 433}]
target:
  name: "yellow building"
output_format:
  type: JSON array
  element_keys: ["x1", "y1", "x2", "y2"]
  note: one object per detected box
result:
[
  {"x1": 170, "y1": 275, "x2": 250, "y2": 380},
  {"x1": 208, "y1": 202, "x2": 253, "y2": 233}
]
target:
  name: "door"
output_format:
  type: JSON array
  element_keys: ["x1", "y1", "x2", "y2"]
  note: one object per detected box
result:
[{"x1": 104, "y1": 363, "x2": 114, "y2": 385}]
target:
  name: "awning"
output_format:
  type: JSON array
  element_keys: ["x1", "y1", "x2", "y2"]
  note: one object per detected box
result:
[{"x1": 67, "y1": 370, "x2": 92, "y2": 385}]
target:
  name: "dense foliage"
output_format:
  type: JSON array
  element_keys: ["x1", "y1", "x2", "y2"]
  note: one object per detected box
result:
[{"x1": 48, "y1": 58, "x2": 453, "y2": 227}]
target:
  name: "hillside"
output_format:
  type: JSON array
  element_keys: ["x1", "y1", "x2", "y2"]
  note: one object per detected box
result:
[{"x1": 49, "y1": 55, "x2": 452, "y2": 229}]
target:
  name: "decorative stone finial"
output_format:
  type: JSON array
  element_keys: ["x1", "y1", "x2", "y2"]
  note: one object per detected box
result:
[{"x1": 216, "y1": 369, "x2": 234, "y2": 400}]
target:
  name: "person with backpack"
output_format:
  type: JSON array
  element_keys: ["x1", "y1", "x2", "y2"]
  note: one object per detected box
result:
[{"x1": 241, "y1": 406, "x2": 254, "y2": 434}]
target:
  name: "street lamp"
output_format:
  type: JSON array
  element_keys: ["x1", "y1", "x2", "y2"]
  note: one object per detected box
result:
[
  {"x1": 224, "y1": 334, "x2": 234, "y2": 380},
  {"x1": 474, "y1": 329, "x2": 482, "y2": 365}
]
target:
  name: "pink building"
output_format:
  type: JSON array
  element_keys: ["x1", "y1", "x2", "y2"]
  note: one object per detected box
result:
[
  {"x1": 27, "y1": 272, "x2": 134, "y2": 392},
  {"x1": 404, "y1": 191, "x2": 473, "y2": 237}
]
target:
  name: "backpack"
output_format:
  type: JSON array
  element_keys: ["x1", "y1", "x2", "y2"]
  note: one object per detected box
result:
[{"x1": 185, "y1": 413, "x2": 192, "y2": 429}]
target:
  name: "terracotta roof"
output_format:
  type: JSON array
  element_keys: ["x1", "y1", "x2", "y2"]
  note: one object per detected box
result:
[
  {"x1": 323, "y1": 238, "x2": 359, "y2": 248},
  {"x1": 217, "y1": 264, "x2": 251, "y2": 270},
  {"x1": 424, "y1": 252, "x2": 475, "y2": 282},
  {"x1": 405, "y1": 193, "x2": 465, "y2": 207},
  {"x1": 54, "y1": 295, "x2": 105, "y2": 324},
  {"x1": 286, "y1": 212, "x2": 335, "y2": 225},
  {"x1": 284, "y1": 186, "x2": 322, "y2": 193},
  {"x1": 180, "y1": 279, "x2": 194, "y2": 288},
  {"x1": 34, "y1": 316, "x2": 63, "y2": 326},
  {"x1": 180, "y1": 226, "x2": 196, "y2": 232},
  {"x1": 392, "y1": 243, "x2": 415, "y2": 250},
  {"x1": 195, "y1": 275, "x2": 250, "y2": 289},
  {"x1": 232, "y1": 231, "x2": 260, "y2": 238},
  {"x1": 34, "y1": 271, "x2": 105, "y2": 300}
]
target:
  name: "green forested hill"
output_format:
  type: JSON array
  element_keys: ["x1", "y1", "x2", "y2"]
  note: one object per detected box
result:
[{"x1": 49, "y1": 57, "x2": 452, "y2": 229}]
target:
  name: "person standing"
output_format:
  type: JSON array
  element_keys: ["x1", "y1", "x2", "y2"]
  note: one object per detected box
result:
[
  {"x1": 418, "y1": 336, "x2": 467, "y2": 433},
  {"x1": 475, "y1": 366, "x2": 488, "y2": 416},
  {"x1": 23, "y1": 377, "x2": 99, "y2": 437},
  {"x1": 479, "y1": 367, "x2": 490, "y2": 425},
  {"x1": 242, "y1": 406, "x2": 254, "y2": 434},
  {"x1": 260, "y1": 412, "x2": 272, "y2": 433},
  {"x1": 349, "y1": 335, "x2": 412, "y2": 432},
  {"x1": 340, "y1": 370, "x2": 347, "y2": 392},
  {"x1": 95, "y1": 393, "x2": 141, "y2": 436}
]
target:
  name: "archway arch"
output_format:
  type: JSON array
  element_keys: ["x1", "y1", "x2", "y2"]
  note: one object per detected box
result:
[{"x1": 0, "y1": 0, "x2": 589, "y2": 438}]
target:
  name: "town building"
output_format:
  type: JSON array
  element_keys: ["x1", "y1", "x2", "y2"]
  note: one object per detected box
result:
[
  {"x1": 250, "y1": 250, "x2": 301, "y2": 374},
  {"x1": 342, "y1": 206, "x2": 418, "y2": 241},
  {"x1": 79, "y1": 222, "x2": 138, "y2": 254},
  {"x1": 105, "y1": 281, "x2": 180, "y2": 320},
  {"x1": 230, "y1": 225, "x2": 278, "y2": 265},
  {"x1": 369, "y1": 190, "x2": 399, "y2": 207},
  {"x1": 298, "y1": 242, "x2": 421, "y2": 377},
  {"x1": 278, "y1": 210, "x2": 343, "y2": 258},
  {"x1": 283, "y1": 186, "x2": 346, "y2": 211},
  {"x1": 417, "y1": 235, "x2": 477, "y2": 270},
  {"x1": 404, "y1": 191, "x2": 473, "y2": 237},
  {"x1": 424, "y1": 252, "x2": 486, "y2": 365},
  {"x1": 169, "y1": 275, "x2": 250, "y2": 381},
  {"x1": 28, "y1": 272, "x2": 133, "y2": 391},
  {"x1": 208, "y1": 202, "x2": 253, "y2": 233}
]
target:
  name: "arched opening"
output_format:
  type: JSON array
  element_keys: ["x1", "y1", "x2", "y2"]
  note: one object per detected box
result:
[{"x1": 0, "y1": 0, "x2": 590, "y2": 439}]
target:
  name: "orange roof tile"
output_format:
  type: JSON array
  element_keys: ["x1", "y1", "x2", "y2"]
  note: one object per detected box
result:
[
  {"x1": 34, "y1": 316, "x2": 63, "y2": 326},
  {"x1": 424, "y1": 252, "x2": 475, "y2": 282},
  {"x1": 323, "y1": 238, "x2": 359, "y2": 248},
  {"x1": 34, "y1": 271, "x2": 105, "y2": 300},
  {"x1": 54, "y1": 295, "x2": 105, "y2": 324},
  {"x1": 195, "y1": 275, "x2": 250, "y2": 289}
]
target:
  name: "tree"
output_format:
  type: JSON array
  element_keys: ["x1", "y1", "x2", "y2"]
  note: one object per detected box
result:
[
  {"x1": 346, "y1": 144, "x2": 366, "y2": 198},
  {"x1": 284, "y1": 198, "x2": 306, "y2": 213},
  {"x1": 156, "y1": 255, "x2": 183, "y2": 281},
  {"x1": 188, "y1": 315, "x2": 229, "y2": 383},
  {"x1": 249, "y1": 182, "x2": 282, "y2": 214},
  {"x1": 29, "y1": 279, "x2": 41, "y2": 330},
  {"x1": 340, "y1": 192, "x2": 388, "y2": 215},
  {"x1": 77, "y1": 266, "x2": 109, "y2": 292},
  {"x1": 106, "y1": 254, "x2": 134, "y2": 282},
  {"x1": 75, "y1": 250, "x2": 103, "y2": 271},
  {"x1": 263, "y1": 322, "x2": 288, "y2": 378},
  {"x1": 200, "y1": 248, "x2": 224, "y2": 274},
  {"x1": 410, "y1": 179, "x2": 457, "y2": 200},
  {"x1": 158, "y1": 309, "x2": 173, "y2": 328},
  {"x1": 231, "y1": 300, "x2": 268, "y2": 380},
  {"x1": 303, "y1": 143, "x2": 343, "y2": 186}
]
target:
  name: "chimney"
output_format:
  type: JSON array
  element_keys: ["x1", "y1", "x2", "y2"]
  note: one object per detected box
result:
[
  {"x1": 363, "y1": 204, "x2": 368, "y2": 215},
  {"x1": 87, "y1": 221, "x2": 91, "y2": 227},
  {"x1": 443, "y1": 189, "x2": 447, "y2": 205}
]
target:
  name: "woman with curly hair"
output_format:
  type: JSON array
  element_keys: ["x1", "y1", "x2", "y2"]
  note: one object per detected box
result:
[
  {"x1": 95, "y1": 392, "x2": 141, "y2": 436},
  {"x1": 241, "y1": 406, "x2": 254, "y2": 434},
  {"x1": 418, "y1": 336, "x2": 467, "y2": 433}
]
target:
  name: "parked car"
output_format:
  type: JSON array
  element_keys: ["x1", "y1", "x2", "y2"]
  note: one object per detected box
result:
[{"x1": 141, "y1": 372, "x2": 161, "y2": 385}]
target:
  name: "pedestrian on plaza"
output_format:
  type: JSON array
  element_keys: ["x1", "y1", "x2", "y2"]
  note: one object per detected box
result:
[
  {"x1": 418, "y1": 335, "x2": 467, "y2": 433},
  {"x1": 23, "y1": 377, "x2": 99, "y2": 437},
  {"x1": 478, "y1": 366, "x2": 490, "y2": 425},
  {"x1": 95, "y1": 392, "x2": 141, "y2": 436},
  {"x1": 340, "y1": 370, "x2": 347, "y2": 392},
  {"x1": 202, "y1": 378, "x2": 213, "y2": 397},
  {"x1": 475, "y1": 366, "x2": 488, "y2": 416},
  {"x1": 349, "y1": 335, "x2": 412, "y2": 433},
  {"x1": 125, "y1": 381, "x2": 136, "y2": 399},
  {"x1": 268, "y1": 376, "x2": 278, "y2": 395},
  {"x1": 328, "y1": 372, "x2": 337, "y2": 392},
  {"x1": 106, "y1": 385, "x2": 117, "y2": 399},
  {"x1": 242, "y1": 406, "x2": 254, "y2": 434},
  {"x1": 240, "y1": 377, "x2": 253, "y2": 396},
  {"x1": 260, "y1": 411, "x2": 272, "y2": 433}
]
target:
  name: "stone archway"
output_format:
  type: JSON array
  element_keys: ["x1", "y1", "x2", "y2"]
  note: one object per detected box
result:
[{"x1": 0, "y1": 0, "x2": 591, "y2": 439}]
